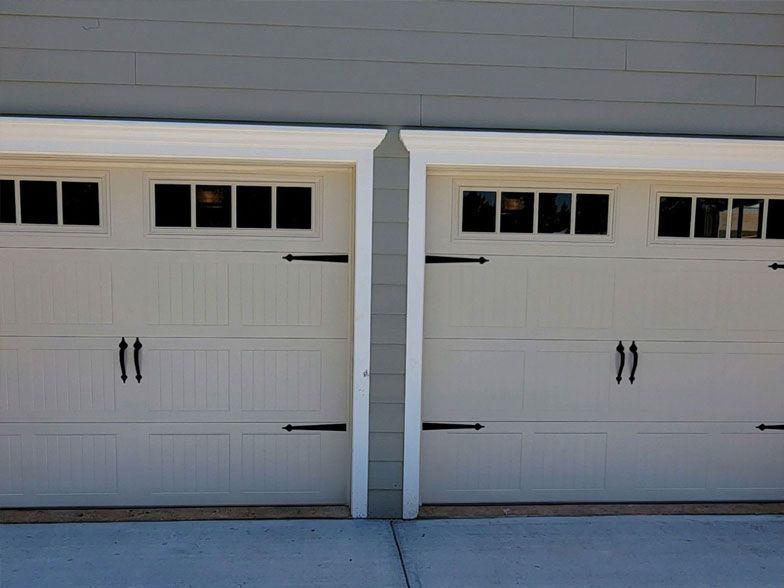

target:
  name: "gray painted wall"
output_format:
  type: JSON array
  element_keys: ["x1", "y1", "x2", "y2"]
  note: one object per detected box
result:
[{"x1": 1, "y1": 0, "x2": 783, "y2": 517}]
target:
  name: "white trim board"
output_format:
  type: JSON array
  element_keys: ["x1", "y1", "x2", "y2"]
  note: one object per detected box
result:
[
  {"x1": 0, "y1": 116, "x2": 386, "y2": 519},
  {"x1": 399, "y1": 128, "x2": 784, "y2": 520}
]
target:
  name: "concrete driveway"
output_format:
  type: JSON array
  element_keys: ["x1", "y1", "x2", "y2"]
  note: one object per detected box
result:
[{"x1": 1, "y1": 515, "x2": 783, "y2": 587}]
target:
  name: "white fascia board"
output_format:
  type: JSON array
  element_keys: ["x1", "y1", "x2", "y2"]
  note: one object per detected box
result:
[
  {"x1": 400, "y1": 130, "x2": 784, "y2": 174},
  {"x1": 0, "y1": 117, "x2": 386, "y2": 161},
  {"x1": 0, "y1": 116, "x2": 386, "y2": 519}
]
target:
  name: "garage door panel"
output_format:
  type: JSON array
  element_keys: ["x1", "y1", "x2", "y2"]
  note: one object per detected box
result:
[
  {"x1": 526, "y1": 348, "x2": 613, "y2": 416},
  {"x1": 421, "y1": 431, "x2": 524, "y2": 502},
  {"x1": 135, "y1": 338, "x2": 348, "y2": 423},
  {"x1": 0, "y1": 250, "x2": 136, "y2": 337},
  {"x1": 0, "y1": 423, "x2": 140, "y2": 507},
  {"x1": 629, "y1": 343, "x2": 784, "y2": 421},
  {"x1": 0, "y1": 423, "x2": 348, "y2": 507},
  {"x1": 0, "y1": 337, "x2": 130, "y2": 422},
  {"x1": 714, "y1": 433, "x2": 784, "y2": 492},
  {"x1": 425, "y1": 260, "x2": 528, "y2": 332},
  {"x1": 529, "y1": 432, "x2": 608, "y2": 492},
  {"x1": 633, "y1": 432, "x2": 710, "y2": 493},
  {"x1": 240, "y1": 431, "x2": 348, "y2": 500},
  {"x1": 723, "y1": 270, "x2": 784, "y2": 333},
  {"x1": 128, "y1": 253, "x2": 349, "y2": 339},
  {"x1": 527, "y1": 265, "x2": 616, "y2": 331},
  {"x1": 424, "y1": 340, "x2": 620, "y2": 422},
  {"x1": 423, "y1": 340, "x2": 526, "y2": 421},
  {"x1": 422, "y1": 423, "x2": 782, "y2": 504}
]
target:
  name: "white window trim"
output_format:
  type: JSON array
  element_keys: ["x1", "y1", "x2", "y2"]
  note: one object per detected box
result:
[
  {"x1": 0, "y1": 173, "x2": 108, "y2": 234},
  {"x1": 0, "y1": 116, "x2": 386, "y2": 518},
  {"x1": 399, "y1": 129, "x2": 784, "y2": 520}
]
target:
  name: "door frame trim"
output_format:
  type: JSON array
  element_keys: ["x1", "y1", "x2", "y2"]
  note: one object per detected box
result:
[
  {"x1": 399, "y1": 129, "x2": 784, "y2": 519},
  {"x1": 0, "y1": 116, "x2": 386, "y2": 518}
]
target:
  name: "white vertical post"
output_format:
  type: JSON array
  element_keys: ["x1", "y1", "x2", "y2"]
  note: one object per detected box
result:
[
  {"x1": 402, "y1": 154, "x2": 427, "y2": 519},
  {"x1": 350, "y1": 150, "x2": 375, "y2": 518}
]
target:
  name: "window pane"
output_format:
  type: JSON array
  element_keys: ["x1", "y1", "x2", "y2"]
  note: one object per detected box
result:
[
  {"x1": 657, "y1": 196, "x2": 691, "y2": 238},
  {"x1": 500, "y1": 192, "x2": 534, "y2": 233},
  {"x1": 538, "y1": 192, "x2": 571, "y2": 234},
  {"x1": 20, "y1": 180, "x2": 57, "y2": 224},
  {"x1": 154, "y1": 184, "x2": 191, "y2": 227},
  {"x1": 462, "y1": 191, "x2": 496, "y2": 232},
  {"x1": 276, "y1": 187, "x2": 312, "y2": 229},
  {"x1": 62, "y1": 181, "x2": 100, "y2": 226},
  {"x1": 195, "y1": 185, "x2": 231, "y2": 228},
  {"x1": 0, "y1": 180, "x2": 15, "y2": 223},
  {"x1": 766, "y1": 199, "x2": 784, "y2": 239},
  {"x1": 731, "y1": 198, "x2": 764, "y2": 239},
  {"x1": 236, "y1": 185, "x2": 272, "y2": 228},
  {"x1": 575, "y1": 194, "x2": 609, "y2": 235},
  {"x1": 694, "y1": 197, "x2": 728, "y2": 239}
]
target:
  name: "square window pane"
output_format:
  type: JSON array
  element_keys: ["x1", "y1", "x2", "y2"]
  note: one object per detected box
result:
[
  {"x1": 196, "y1": 184, "x2": 231, "y2": 228},
  {"x1": 500, "y1": 192, "x2": 534, "y2": 233},
  {"x1": 154, "y1": 184, "x2": 191, "y2": 227},
  {"x1": 538, "y1": 192, "x2": 571, "y2": 234},
  {"x1": 575, "y1": 193, "x2": 609, "y2": 235},
  {"x1": 766, "y1": 199, "x2": 784, "y2": 239},
  {"x1": 657, "y1": 196, "x2": 691, "y2": 238},
  {"x1": 0, "y1": 180, "x2": 15, "y2": 223},
  {"x1": 62, "y1": 181, "x2": 100, "y2": 226},
  {"x1": 462, "y1": 190, "x2": 496, "y2": 232},
  {"x1": 20, "y1": 180, "x2": 57, "y2": 224},
  {"x1": 731, "y1": 198, "x2": 764, "y2": 239},
  {"x1": 276, "y1": 186, "x2": 312, "y2": 229},
  {"x1": 694, "y1": 197, "x2": 728, "y2": 239},
  {"x1": 236, "y1": 185, "x2": 272, "y2": 228}
]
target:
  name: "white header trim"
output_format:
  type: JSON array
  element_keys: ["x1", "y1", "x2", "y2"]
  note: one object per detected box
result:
[
  {"x1": 0, "y1": 117, "x2": 386, "y2": 161},
  {"x1": 0, "y1": 116, "x2": 386, "y2": 519},
  {"x1": 399, "y1": 129, "x2": 784, "y2": 519},
  {"x1": 400, "y1": 130, "x2": 784, "y2": 174}
]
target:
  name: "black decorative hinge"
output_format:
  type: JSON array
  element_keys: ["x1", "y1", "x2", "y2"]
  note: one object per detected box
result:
[
  {"x1": 283, "y1": 254, "x2": 349, "y2": 263},
  {"x1": 423, "y1": 422, "x2": 485, "y2": 431},
  {"x1": 769, "y1": 263, "x2": 784, "y2": 270},
  {"x1": 757, "y1": 424, "x2": 784, "y2": 431},
  {"x1": 282, "y1": 423, "x2": 347, "y2": 432},
  {"x1": 426, "y1": 255, "x2": 489, "y2": 264}
]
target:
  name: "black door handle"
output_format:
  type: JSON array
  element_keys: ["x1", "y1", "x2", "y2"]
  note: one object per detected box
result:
[
  {"x1": 616, "y1": 341, "x2": 625, "y2": 384},
  {"x1": 133, "y1": 338, "x2": 142, "y2": 383},
  {"x1": 118, "y1": 337, "x2": 128, "y2": 383},
  {"x1": 629, "y1": 341, "x2": 639, "y2": 384}
]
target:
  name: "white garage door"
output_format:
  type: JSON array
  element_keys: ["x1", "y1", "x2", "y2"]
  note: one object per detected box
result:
[
  {"x1": 0, "y1": 163, "x2": 353, "y2": 507},
  {"x1": 421, "y1": 173, "x2": 784, "y2": 504}
]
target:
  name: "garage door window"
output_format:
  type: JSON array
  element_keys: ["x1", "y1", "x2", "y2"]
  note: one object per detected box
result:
[
  {"x1": 656, "y1": 193, "x2": 784, "y2": 241},
  {"x1": 460, "y1": 188, "x2": 612, "y2": 239},
  {"x1": 0, "y1": 177, "x2": 104, "y2": 231},
  {"x1": 152, "y1": 181, "x2": 315, "y2": 234}
]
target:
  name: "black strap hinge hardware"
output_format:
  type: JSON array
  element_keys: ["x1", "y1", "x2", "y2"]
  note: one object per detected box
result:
[
  {"x1": 769, "y1": 263, "x2": 784, "y2": 270},
  {"x1": 426, "y1": 255, "x2": 489, "y2": 264},
  {"x1": 283, "y1": 254, "x2": 348, "y2": 263},
  {"x1": 282, "y1": 423, "x2": 347, "y2": 432},
  {"x1": 757, "y1": 424, "x2": 784, "y2": 431},
  {"x1": 423, "y1": 422, "x2": 485, "y2": 431}
]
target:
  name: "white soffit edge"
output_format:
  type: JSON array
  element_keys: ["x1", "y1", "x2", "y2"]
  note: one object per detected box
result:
[
  {"x1": 0, "y1": 116, "x2": 387, "y2": 160},
  {"x1": 400, "y1": 129, "x2": 784, "y2": 174}
]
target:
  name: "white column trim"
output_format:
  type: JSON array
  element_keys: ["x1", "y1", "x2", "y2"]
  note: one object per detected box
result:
[
  {"x1": 0, "y1": 116, "x2": 386, "y2": 518},
  {"x1": 399, "y1": 128, "x2": 784, "y2": 519}
]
